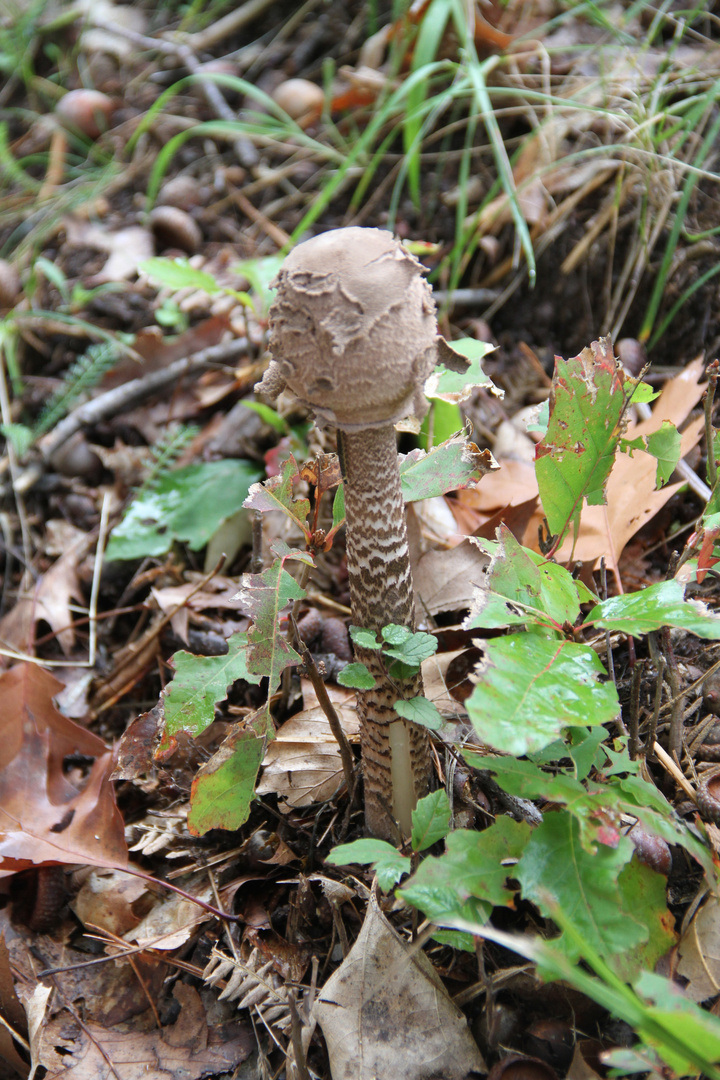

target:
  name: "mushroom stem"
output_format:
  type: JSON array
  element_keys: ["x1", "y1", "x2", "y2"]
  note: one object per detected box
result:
[{"x1": 339, "y1": 426, "x2": 431, "y2": 841}]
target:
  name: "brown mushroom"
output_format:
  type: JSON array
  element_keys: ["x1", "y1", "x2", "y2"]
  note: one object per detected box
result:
[{"x1": 257, "y1": 227, "x2": 459, "y2": 841}]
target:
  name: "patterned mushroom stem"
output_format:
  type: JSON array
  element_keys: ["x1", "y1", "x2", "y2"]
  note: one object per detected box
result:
[{"x1": 339, "y1": 426, "x2": 431, "y2": 843}]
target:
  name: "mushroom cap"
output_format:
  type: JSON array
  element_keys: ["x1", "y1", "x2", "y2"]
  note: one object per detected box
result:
[{"x1": 260, "y1": 227, "x2": 441, "y2": 430}]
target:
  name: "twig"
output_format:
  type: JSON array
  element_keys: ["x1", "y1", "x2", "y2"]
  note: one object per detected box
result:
[
  {"x1": 12, "y1": 336, "x2": 251, "y2": 495},
  {"x1": 653, "y1": 739, "x2": 697, "y2": 802},
  {"x1": 177, "y1": 0, "x2": 276, "y2": 53},
  {"x1": 290, "y1": 616, "x2": 355, "y2": 794}
]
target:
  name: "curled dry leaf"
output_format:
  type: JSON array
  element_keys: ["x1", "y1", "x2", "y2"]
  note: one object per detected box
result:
[
  {"x1": 0, "y1": 544, "x2": 84, "y2": 656},
  {"x1": 677, "y1": 895, "x2": 720, "y2": 1002},
  {"x1": 256, "y1": 680, "x2": 360, "y2": 809},
  {"x1": 0, "y1": 664, "x2": 127, "y2": 871}
]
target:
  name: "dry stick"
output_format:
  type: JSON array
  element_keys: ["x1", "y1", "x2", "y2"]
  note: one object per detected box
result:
[
  {"x1": 13, "y1": 336, "x2": 250, "y2": 495},
  {"x1": 290, "y1": 619, "x2": 355, "y2": 794}
]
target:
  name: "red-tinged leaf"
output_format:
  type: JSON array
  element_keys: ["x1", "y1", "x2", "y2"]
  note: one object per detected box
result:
[
  {"x1": 535, "y1": 336, "x2": 626, "y2": 545},
  {"x1": 400, "y1": 436, "x2": 498, "y2": 502},
  {"x1": 188, "y1": 725, "x2": 266, "y2": 836},
  {"x1": 235, "y1": 549, "x2": 310, "y2": 692},
  {"x1": 243, "y1": 455, "x2": 311, "y2": 539},
  {"x1": 0, "y1": 664, "x2": 127, "y2": 871}
]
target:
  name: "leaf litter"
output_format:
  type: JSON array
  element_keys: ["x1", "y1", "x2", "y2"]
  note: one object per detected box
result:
[{"x1": 2, "y1": 1, "x2": 720, "y2": 1078}]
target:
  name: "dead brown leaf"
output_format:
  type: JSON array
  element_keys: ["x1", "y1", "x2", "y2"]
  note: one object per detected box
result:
[
  {"x1": 33, "y1": 983, "x2": 253, "y2": 1079},
  {"x1": 314, "y1": 889, "x2": 485, "y2": 1080},
  {"x1": 0, "y1": 664, "x2": 127, "y2": 871},
  {"x1": 0, "y1": 545, "x2": 85, "y2": 657}
]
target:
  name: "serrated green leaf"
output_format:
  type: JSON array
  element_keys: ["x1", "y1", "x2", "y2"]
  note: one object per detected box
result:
[
  {"x1": 383, "y1": 630, "x2": 438, "y2": 666},
  {"x1": 400, "y1": 816, "x2": 530, "y2": 927},
  {"x1": 628, "y1": 381, "x2": 660, "y2": 404},
  {"x1": 466, "y1": 526, "x2": 582, "y2": 631},
  {"x1": 535, "y1": 338, "x2": 626, "y2": 543},
  {"x1": 399, "y1": 436, "x2": 496, "y2": 502},
  {"x1": 587, "y1": 579, "x2": 720, "y2": 638},
  {"x1": 466, "y1": 634, "x2": 618, "y2": 755},
  {"x1": 337, "y1": 663, "x2": 376, "y2": 690},
  {"x1": 395, "y1": 696, "x2": 444, "y2": 730},
  {"x1": 187, "y1": 726, "x2": 265, "y2": 835},
  {"x1": 326, "y1": 838, "x2": 411, "y2": 890},
  {"x1": 236, "y1": 551, "x2": 306, "y2": 691},
  {"x1": 411, "y1": 789, "x2": 451, "y2": 850},
  {"x1": 381, "y1": 624, "x2": 411, "y2": 645},
  {"x1": 106, "y1": 459, "x2": 262, "y2": 560},
  {"x1": 139, "y1": 257, "x2": 222, "y2": 293},
  {"x1": 243, "y1": 455, "x2": 311, "y2": 539},
  {"x1": 163, "y1": 632, "x2": 260, "y2": 741},
  {"x1": 349, "y1": 626, "x2": 381, "y2": 650},
  {"x1": 515, "y1": 812, "x2": 646, "y2": 964}
]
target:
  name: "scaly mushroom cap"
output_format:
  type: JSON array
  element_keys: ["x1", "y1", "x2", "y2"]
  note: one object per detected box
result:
[{"x1": 257, "y1": 227, "x2": 442, "y2": 430}]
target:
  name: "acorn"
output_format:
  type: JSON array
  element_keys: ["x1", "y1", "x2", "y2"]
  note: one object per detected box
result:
[
  {"x1": 627, "y1": 824, "x2": 672, "y2": 876},
  {"x1": 271, "y1": 78, "x2": 324, "y2": 123},
  {"x1": 696, "y1": 771, "x2": 720, "y2": 824},
  {"x1": 148, "y1": 206, "x2": 202, "y2": 254},
  {"x1": 55, "y1": 89, "x2": 115, "y2": 139}
]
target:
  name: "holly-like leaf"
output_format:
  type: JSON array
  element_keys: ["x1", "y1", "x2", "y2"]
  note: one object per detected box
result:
[
  {"x1": 107, "y1": 459, "x2": 262, "y2": 560},
  {"x1": 399, "y1": 436, "x2": 498, "y2": 502},
  {"x1": 162, "y1": 632, "x2": 261, "y2": 743},
  {"x1": 326, "y1": 838, "x2": 411, "y2": 891},
  {"x1": 382, "y1": 628, "x2": 438, "y2": 666},
  {"x1": 395, "y1": 696, "x2": 444, "y2": 730},
  {"x1": 423, "y1": 338, "x2": 496, "y2": 403},
  {"x1": 535, "y1": 337, "x2": 626, "y2": 544},
  {"x1": 645, "y1": 421, "x2": 682, "y2": 487},
  {"x1": 465, "y1": 526, "x2": 589, "y2": 631},
  {"x1": 587, "y1": 579, "x2": 720, "y2": 639},
  {"x1": 235, "y1": 549, "x2": 309, "y2": 691},
  {"x1": 187, "y1": 723, "x2": 266, "y2": 836},
  {"x1": 515, "y1": 812, "x2": 652, "y2": 968},
  {"x1": 243, "y1": 455, "x2": 311, "y2": 540},
  {"x1": 466, "y1": 634, "x2": 619, "y2": 755},
  {"x1": 399, "y1": 816, "x2": 530, "y2": 927},
  {"x1": 411, "y1": 789, "x2": 451, "y2": 851}
]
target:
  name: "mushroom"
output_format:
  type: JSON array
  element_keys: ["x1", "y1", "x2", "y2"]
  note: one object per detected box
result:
[{"x1": 257, "y1": 227, "x2": 461, "y2": 841}]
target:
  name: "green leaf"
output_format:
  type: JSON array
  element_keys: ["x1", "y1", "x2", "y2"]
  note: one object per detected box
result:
[
  {"x1": 645, "y1": 421, "x2": 682, "y2": 487},
  {"x1": 163, "y1": 632, "x2": 261, "y2": 742},
  {"x1": 139, "y1": 257, "x2": 222, "y2": 294},
  {"x1": 466, "y1": 526, "x2": 582, "y2": 631},
  {"x1": 431, "y1": 930, "x2": 476, "y2": 952},
  {"x1": 337, "y1": 663, "x2": 376, "y2": 690},
  {"x1": 411, "y1": 789, "x2": 451, "y2": 850},
  {"x1": 383, "y1": 629, "x2": 438, "y2": 666},
  {"x1": 399, "y1": 436, "x2": 496, "y2": 502},
  {"x1": 466, "y1": 634, "x2": 619, "y2": 755},
  {"x1": 535, "y1": 338, "x2": 626, "y2": 544},
  {"x1": 423, "y1": 341, "x2": 496, "y2": 404},
  {"x1": 1, "y1": 422, "x2": 34, "y2": 456},
  {"x1": 326, "y1": 838, "x2": 411, "y2": 891},
  {"x1": 395, "y1": 696, "x2": 444, "y2": 730},
  {"x1": 587, "y1": 579, "x2": 720, "y2": 638},
  {"x1": 634, "y1": 971, "x2": 720, "y2": 1076},
  {"x1": 237, "y1": 550, "x2": 307, "y2": 691},
  {"x1": 349, "y1": 626, "x2": 381, "y2": 650},
  {"x1": 400, "y1": 816, "x2": 530, "y2": 927},
  {"x1": 240, "y1": 401, "x2": 289, "y2": 434},
  {"x1": 515, "y1": 812, "x2": 648, "y2": 965},
  {"x1": 612, "y1": 859, "x2": 676, "y2": 980},
  {"x1": 187, "y1": 726, "x2": 265, "y2": 835},
  {"x1": 243, "y1": 455, "x2": 311, "y2": 540},
  {"x1": 380, "y1": 624, "x2": 412, "y2": 646},
  {"x1": 106, "y1": 459, "x2": 262, "y2": 560}
]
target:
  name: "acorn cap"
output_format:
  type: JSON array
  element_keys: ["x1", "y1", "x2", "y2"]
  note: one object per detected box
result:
[{"x1": 258, "y1": 227, "x2": 450, "y2": 430}]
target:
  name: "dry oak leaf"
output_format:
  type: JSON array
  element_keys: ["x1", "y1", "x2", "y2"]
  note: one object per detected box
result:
[{"x1": 0, "y1": 664, "x2": 127, "y2": 871}]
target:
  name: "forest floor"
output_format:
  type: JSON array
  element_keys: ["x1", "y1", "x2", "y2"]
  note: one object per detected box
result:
[{"x1": 2, "y1": 1, "x2": 720, "y2": 1078}]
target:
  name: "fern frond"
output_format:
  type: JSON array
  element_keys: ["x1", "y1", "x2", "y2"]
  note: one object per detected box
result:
[
  {"x1": 35, "y1": 342, "x2": 119, "y2": 438},
  {"x1": 134, "y1": 423, "x2": 200, "y2": 500}
]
